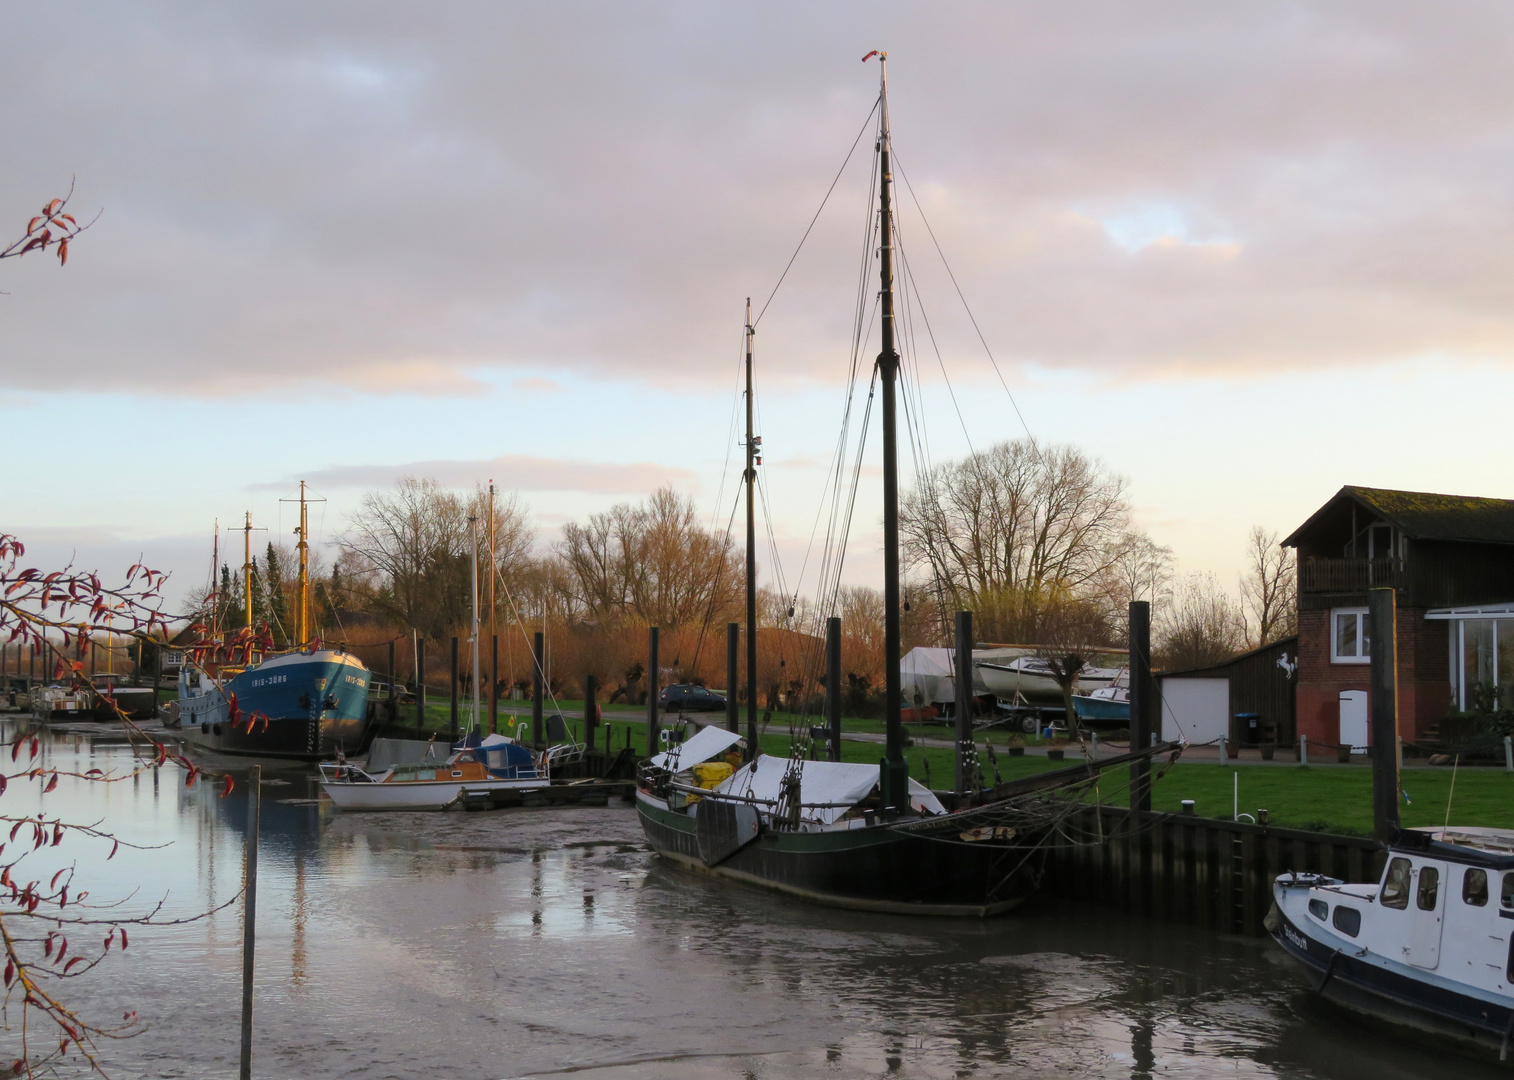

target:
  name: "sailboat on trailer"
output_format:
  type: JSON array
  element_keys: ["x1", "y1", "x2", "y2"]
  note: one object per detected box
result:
[{"x1": 635, "y1": 53, "x2": 1167, "y2": 916}]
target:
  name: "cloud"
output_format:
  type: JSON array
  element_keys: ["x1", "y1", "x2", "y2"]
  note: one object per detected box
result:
[
  {"x1": 6, "y1": 3, "x2": 1514, "y2": 400},
  {"x1": 510, "y1": 376, "x2": 563, "y2": 394},
  {"x1": 251, "y1": 455, "x2": 696, "y2": 495}
]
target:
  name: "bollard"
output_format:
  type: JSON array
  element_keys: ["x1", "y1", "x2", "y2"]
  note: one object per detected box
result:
[
  {"x1": 1091, "y1": 732, "x2": 1098, "y2": 761},
  {"x1": 1180, "y1": 799, "x2": 1195, "y2": 815},
  {"x1": 1219, "y1": 737, "x2": 1227, "y2": 767},
  {"x1": 1300, "y1": 734, "x2": 1308, "y2": 767},
  {"x1": 1505, "y1": 735, "x2": 1512, "y2": 774}
]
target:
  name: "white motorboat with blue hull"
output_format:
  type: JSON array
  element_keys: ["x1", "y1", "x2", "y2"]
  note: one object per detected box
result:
[
  {"x1": 318, "y1": 732, "x2": 557, "y2": 810},
  {"x1": 1269, "y1": 826, "x2": 1514, "y2": 1061},
  {"x1": 177, "y1": 649, "x2": 373, "y2": 760}
]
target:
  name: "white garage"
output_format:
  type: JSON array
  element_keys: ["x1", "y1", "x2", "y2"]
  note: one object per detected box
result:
[{"x1": 1157, "y1": 677, "x2": 1230, "y2": 744}]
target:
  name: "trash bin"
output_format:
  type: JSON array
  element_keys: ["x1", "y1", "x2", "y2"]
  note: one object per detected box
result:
[{"x1": 1235, "y1": 712, "x2": 1261, "y2": 747}]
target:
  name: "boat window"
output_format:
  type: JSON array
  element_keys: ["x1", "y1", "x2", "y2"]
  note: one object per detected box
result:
[
  {"x1": 1504, "y1": 872, "x2": 1514, "y2": 909},
  {"x1": 1416, "y1": 866, "x2": 1439, "y2": 911},
  {"x1": 1308, "y1": 899, "x2": 1329, "y2": 921},
  {"x1": 1332, "y1": 905, "x2": 1362, "y2": 937},
  {"x1": 1464, "y1": 868, "x2": 1489, "y2": 907},
  {"x1": 1381, "y1": 857, "x2": 1412, "y2": 910}
]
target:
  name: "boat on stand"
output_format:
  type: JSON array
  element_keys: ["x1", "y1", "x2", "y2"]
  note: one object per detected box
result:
[
  {"x1": 636, "y1": 53, "x2": 1174, "y2": 916},
  {"x1": 175, "y1": 487, "x2": 375, "y2": 760}
]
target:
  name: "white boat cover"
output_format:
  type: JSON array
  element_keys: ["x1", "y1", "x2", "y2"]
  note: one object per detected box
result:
[
  {"x1": 900, "y1": 647, "x2": 957, "y2": 705},
  {"x1": 649, "y1": 725, "x2": 743, "y2": 771},
  {"x1": 715, "y1": 757, "x2": 946, "y2": 824}
]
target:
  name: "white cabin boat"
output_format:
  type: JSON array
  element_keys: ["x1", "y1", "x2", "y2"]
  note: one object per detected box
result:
[
  {"x1": 318, "y1": 732, "x2": 569, "y2": 811},
  {"x1": 31, "y1": 684, "x2": 91, "y2": 722},
  {"x1": 1269, "y1": 826, "x2": 1514, "y2": 1060}
]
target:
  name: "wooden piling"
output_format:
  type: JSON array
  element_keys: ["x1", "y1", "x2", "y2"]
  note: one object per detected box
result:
[
  {"x1": 585, "y1": 673, "x2": 598, "y2": 751},
  {"x1": 532, "y1": 632, "x2": 544, "y2": 748},
  {"x1": 1369, "y1": 586, "x2": 1401, "y2": 843},
  {"x1": 1129, "y1": 602, "x2": 1152, "y2": 812},
  {"x1": 239, "y1": 764, "x2": 261, "y2": 1080},
  {"x1": 827, "y1": 616, "x2": 843, "y2": 762},
  {"x1": 646, "y1": 627, "x2": 660, "y2": 757},
  {"x1": 953, "y1": 610, "x2": 973, "y2": 795}
]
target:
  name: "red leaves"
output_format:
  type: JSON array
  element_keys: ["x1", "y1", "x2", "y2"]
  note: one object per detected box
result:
[
  {"x1": 108, "y1": 838, "x2": 118, "y2": 860},
  {"x1": 0, "y1": 774, "x2": 8, "y2": 797},
  {"x1": 119, "y1": 928, "x2": 128, "y2": 950},
  {"x1": 43, "y1": 773, "x2": 57, "y2": 794},
  {"x1": 220, "y1": 775, "x2": 235, "y2": 799},
  {"x1": 49, "y1": 869, "x2": 64, "y2": 890},
  {"x1": 10, "y1": 739, "x2": 21, "y2": 764},
  {"x1": 56, "y1": 239, "x2": 68, "y2": 265},
  {"x1": 29, "y1": 737, "x2": 39, "y2": 762},
  {"x1": 63, "y1": 956, "x2": 84, "y2": 973},
  {"x1": 3, "y1": 960, "x2": 12, "y2": 987},
  {"x1": 184, "y1": 767, "x2": 197, "y2": 790}
]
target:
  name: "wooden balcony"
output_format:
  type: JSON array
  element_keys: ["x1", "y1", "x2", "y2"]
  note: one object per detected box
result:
[{"x1": 1298, "y1": 557, "x2": 1404, "y2": 594}]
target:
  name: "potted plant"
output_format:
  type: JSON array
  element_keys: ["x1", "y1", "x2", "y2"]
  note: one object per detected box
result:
[
  {"x1": 1006, "y1": 734, "x2": 1025, "y2": 757},
  {"x1": 1336, "y1": 743, "x2": 1352, "y2": 764},
  {"x1": 1046, "y1": 737, "x2": 1067, "y2": 762},
  {"x1": 1260, "y1": 742, "x2": 1276, "y2": 761}
]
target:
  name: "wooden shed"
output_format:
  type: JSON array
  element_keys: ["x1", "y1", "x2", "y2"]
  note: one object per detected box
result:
[{"x1": 1156, "y1": 636, "x2": 1298, "y2": 747}]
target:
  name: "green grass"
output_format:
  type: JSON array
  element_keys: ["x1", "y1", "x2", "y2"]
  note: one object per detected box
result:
[{"x1": 1146, "y1": 762, "x2": 1514, "y2": 835}]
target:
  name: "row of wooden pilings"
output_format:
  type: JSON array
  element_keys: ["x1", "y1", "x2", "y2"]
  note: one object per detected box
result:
[{"x1": 1040, "y1": 805, "x2": 1386, "y2": 937}]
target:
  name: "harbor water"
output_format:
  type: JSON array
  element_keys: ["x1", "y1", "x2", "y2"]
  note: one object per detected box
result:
[{"x1": 5, "y1": 720, "x2": 1500, "y2": 1079}]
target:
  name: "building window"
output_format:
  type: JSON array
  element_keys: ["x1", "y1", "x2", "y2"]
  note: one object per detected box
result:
[
  {"x1": 1331, "y1": 608, "x2": 1371, "y2": 664},
  {"x1": 1445, "y1": 618, "x2": 1514, "y2": 711}
]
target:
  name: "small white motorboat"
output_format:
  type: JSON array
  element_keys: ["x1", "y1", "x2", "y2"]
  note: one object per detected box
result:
[
  {"x1": 31, "y1": 683, "x2": 92, "y2": 722},
  {"x1": 1269, "y1": 826, "x2": 1514, "y2": 1061},
  {"x1": 318, "y1": 732, "x2": 556, "y2": 811}
]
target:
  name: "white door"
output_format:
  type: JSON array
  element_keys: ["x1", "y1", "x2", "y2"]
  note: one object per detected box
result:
[
  {"x1": 1406, "y1": 860, "x2": 1446, "y2": 970},
  {"x1": 1338, "y1": 690, "x2": 1368, "y2": 752},
  {"x1": 1159, "y1": 678, "x2": 1230, "y2": 743}
]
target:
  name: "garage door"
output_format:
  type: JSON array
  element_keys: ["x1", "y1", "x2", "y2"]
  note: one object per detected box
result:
[{"x1": 1159, "y1": 678, "x2": 1229, "y2": 744}]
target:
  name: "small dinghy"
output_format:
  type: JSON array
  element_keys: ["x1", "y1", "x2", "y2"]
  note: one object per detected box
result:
[{"x1": 1268, "y1": 825, "x2": 1514, "y2": 1061}]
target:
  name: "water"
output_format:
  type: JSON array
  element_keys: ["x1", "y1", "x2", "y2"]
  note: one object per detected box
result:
[{"x1": 2, "y1": 721, "x2": 1500, "y2": 1079}]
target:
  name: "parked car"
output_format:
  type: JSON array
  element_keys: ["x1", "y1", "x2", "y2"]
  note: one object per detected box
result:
[{"x1": 658, "y1": 684, "x2": 727, "y2": 713}]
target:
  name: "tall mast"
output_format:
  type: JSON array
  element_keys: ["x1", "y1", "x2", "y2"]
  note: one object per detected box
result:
[
  {"x1": 469, "y1": 514, "x2": 482, "y2": 736},
  {"x1": 211, "y1": 519, "x2": 220, "y2": 633},
  {"x1": 871, "y1": 51, "x2": 909, "y2": 812},
  {"x1": 296, "y1": 481, "x2": 309, "y2": 646},
  {"x1": 744, "y1": 297, "x2": 759, "y2": 760},
  {"x1": 244, "y1": 512, "x2": 253, "y2": 630},
  {"x1": 488, "y1": 482, "x2": 497, "y2": 644}
]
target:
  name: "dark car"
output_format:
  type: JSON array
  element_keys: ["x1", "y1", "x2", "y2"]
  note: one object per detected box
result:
[{"x1": 658, "y1": 683, "x2": 727, "y2": 713}]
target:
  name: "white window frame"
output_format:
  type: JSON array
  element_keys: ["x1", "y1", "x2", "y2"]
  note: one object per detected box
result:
[{"x1": 1330, "y1": 607, "x2": 1370, "y2": 665}]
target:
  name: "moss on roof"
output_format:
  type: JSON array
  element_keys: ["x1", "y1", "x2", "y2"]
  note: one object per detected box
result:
[{"x1": 1345, "y1": 486, "x2": 1514, "y2": 543}]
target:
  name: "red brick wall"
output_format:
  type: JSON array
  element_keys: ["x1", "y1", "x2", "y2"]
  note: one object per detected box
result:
[{"x1": 1295, "y1": 605, "x2": 1451, "y2": 745}]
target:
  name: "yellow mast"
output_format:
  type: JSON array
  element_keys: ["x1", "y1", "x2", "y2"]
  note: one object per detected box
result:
[{"x1": 297, "y1": 482, "x2": 309, "y2": 646}]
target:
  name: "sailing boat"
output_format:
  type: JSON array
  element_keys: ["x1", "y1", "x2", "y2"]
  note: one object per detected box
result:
[
  {"x1": 317, "y1": 513, "x2": 561, "y2": 810},
  {"x1": 176, "y1": 484, "x2": 375, "y2": 760},
  {"x1": 635, "y1": 53, "x2": 1107, "y2": 915}
]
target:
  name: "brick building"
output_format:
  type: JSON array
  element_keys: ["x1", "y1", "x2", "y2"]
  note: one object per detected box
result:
[{"x1": 1284, "y1": 486, "x2": 1514, "y2": 748}]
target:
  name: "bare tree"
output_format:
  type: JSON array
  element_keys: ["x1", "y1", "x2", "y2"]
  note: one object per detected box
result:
[
  {"x1": 1029, "y1": 594, "x2": 1119, "y2": 737},
  {"x1": 339, "y1": 477, "x2": 535, "y2": 639},
  {"x1": 901, "y1": 439, "x2": 1135, "y2": 643},
  {"x1": 1240, "y1": 526, "x2": 1297, "y2": 647},
  {"x1": 1158, "y1": 572, "x2": 1246, "y2": 670},
  {"x1": 1096, "y1": 531, "x2": 1174, "y2": 638},
  {"x1": 553, "y1": 486, "x2": 738, "y2": 630}
]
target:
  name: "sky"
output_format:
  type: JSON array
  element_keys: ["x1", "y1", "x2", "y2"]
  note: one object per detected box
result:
[{"x1": 6, "y1": 1, "x2": 1514, "y2": 612}]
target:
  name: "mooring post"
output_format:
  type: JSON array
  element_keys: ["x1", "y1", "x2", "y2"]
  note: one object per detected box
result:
[
  {"x1": 1219, "y1": 733, "x2": 1227, "y2": 766},
  {"x1": 1368, "y1": 587, "x2": 1401, "y2": 843},
  {"x1": 239, "y1": 763, "x2": 261, "y2": 1080},
  {"x1": 954, "y1": 610, "x2": 973, "y2": 796},
  {"x1": 490, "y1": 634, "x2": 499, "y2": 735},
  {"x1": 416, "y1": 636, "x2": 426, "y2": 732},
  {"x1": 532, "y1": 632, "x2": 544, "y2": 748},
  {"x1": 1129, "y1": 601, "x2": 1153, "y2": 812},
  {"x1": 584, "y1": 673, "x2": 598, "y2": 751},
  {"x1": 449, "y1": 635, "x2": 459, "y2": 743},
  {"x1": 827, "y1": 616, "x2": 843, "y2": 762},
  {"x1": 646, "y1": 627, "x2": 660, "y2": 757},
  {"x1": 726, "y1": 623, "x2": 740, "y2": 735},
  {"x1": 1505, "y1": 735, "x2": 1512, "y2": 773},
  {"x1": 1299, "y1": 734, "x2": 1308, "y2": 766}
]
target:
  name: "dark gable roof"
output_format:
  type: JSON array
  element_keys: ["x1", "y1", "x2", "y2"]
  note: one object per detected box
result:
[{"x1": 1283, "y1": 486, "x2": 1514, "y2": 547}]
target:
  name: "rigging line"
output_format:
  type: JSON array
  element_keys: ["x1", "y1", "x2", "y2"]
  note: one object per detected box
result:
[
  {"x1": 688, "y1": 481, "x2": 748, "y2": 676},
  {"x1": 897, "y1": 239, "x2": 975, "y2": 455},
  {"x1": 707, "y1": 320, "x2": 751, "y2": 535},
  {"x1": 892, "y1": 151, "x2": 1036, "y2": 446},
  {"x1": 491, "y1": 558, "x2": 570, "y2": 733},
  {"x1": 753, "y1": 95, "x2": 881, "y2": 329}
]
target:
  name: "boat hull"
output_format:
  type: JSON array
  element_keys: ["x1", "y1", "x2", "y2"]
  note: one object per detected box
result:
[
  {"x1": 320, "y1": 775, "x2": 550, "y2": 811},
  {"x1": 1269, "y1": 885, "x2": 1514, "y2": 1060},
  {"x1": 1071, "y1": 695, "x2": 1129, "y2": 724},
  {"x1": 178, "y1": 650, "x2": 372, "y2": 761},
  {"x1": 637, "y1": 791, "x2": 1036, "y2": 917}
]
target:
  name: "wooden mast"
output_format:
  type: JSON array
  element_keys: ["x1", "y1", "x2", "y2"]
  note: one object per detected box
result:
[
  {"x1": 744, "y1": 297, "x2": 759, "y2": 761},
  {"x1": 871, "y1": 50, "x2": 909, "y2": 812}
]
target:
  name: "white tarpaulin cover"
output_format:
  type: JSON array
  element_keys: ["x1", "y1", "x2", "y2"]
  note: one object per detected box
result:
[
  {"x1": 649, "y1": 725, "x2": 744, "y2": 771},
  {"x1": 715, "y1": 757, "x2": 946, "y2": 824},
  {"x1": 900, "y1": 647, "x2": 956, "y2": 705}
]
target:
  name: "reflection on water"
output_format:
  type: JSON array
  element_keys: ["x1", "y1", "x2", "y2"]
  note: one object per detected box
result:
[{"x1": 1, "y1": 719, "x2": 1503, "y2": 1079}]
